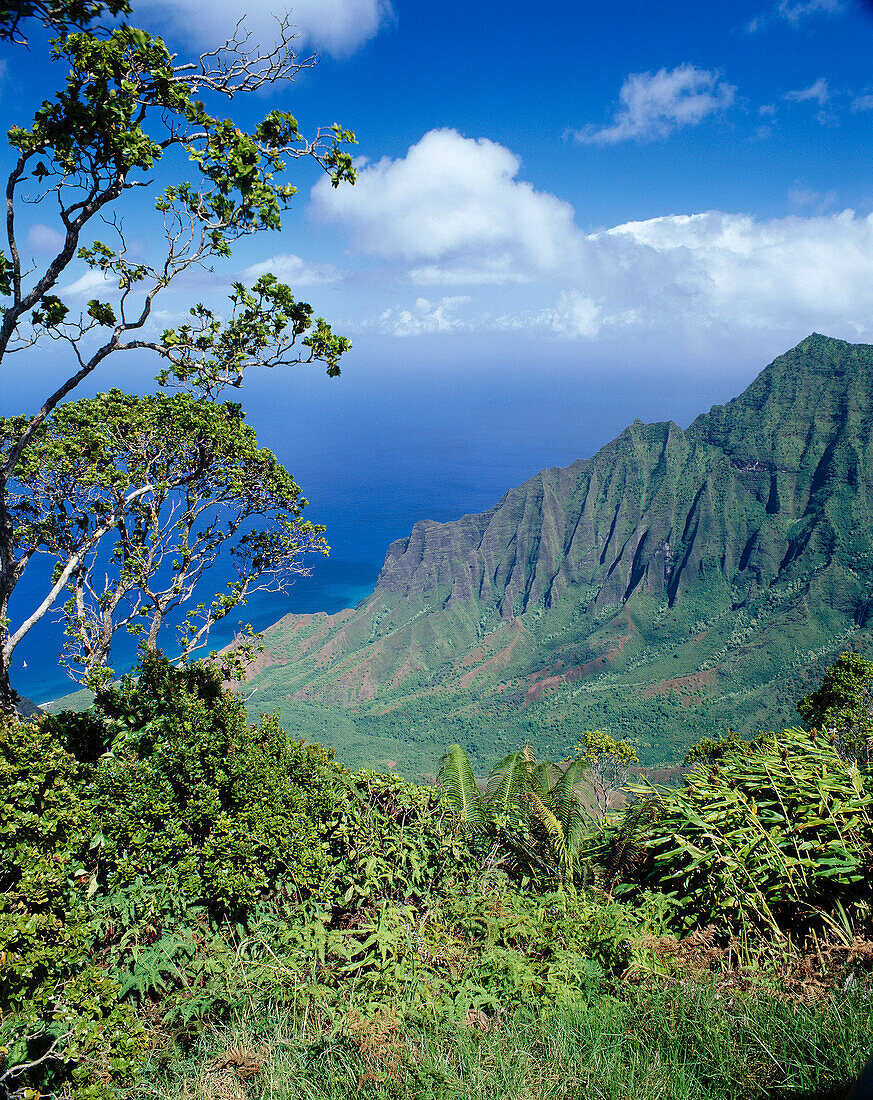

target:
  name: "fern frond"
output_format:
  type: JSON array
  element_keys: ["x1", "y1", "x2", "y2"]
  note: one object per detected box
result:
[
  {"x1": 437, "y1": 744, "x2": 487, "y2": 828},
  {"x1": 523, "y1": 747, "x2": 555, "y2": 801},
  {"x1": 548, "y1": 761, "x2": 599, "y2": 879},
  {"x1": 601, "y1": 793, "x2": 660, "y2": 892},
  {"x1": 484, "y1": 751, "x2": 528, "y2": 813},
  {"x1": 524, "y1": 782, "x2": 568, "y2": 870}
]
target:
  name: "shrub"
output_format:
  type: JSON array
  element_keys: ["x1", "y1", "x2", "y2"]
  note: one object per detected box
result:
[
  {"x1": 797, "y1": 650, "x2": 873, "y2": 767},
  {"x1": 88, "y1": 651, "x2": 340, "y2": 916},
  {"x1": 0, "y1": 716, "x2": 147, "y2": 1100},
  {"x1": 325, "y1": 769, "x2": 477, "y2": 914},
  {"x1": 630, "y1": 726, "x2": 873, "y2": 940},
  {"x1": 0, "y1": 652, "x2": 349, "y2": 1096}
]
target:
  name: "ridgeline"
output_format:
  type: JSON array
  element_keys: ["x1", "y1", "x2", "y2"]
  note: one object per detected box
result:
[{"x1": 243, "y1": 334, "x2": 873, "y2": 777}]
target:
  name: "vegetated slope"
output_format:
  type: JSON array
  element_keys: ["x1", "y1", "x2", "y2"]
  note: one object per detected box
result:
[{"x1": 244, "y1": 334, "x2": 873, "y2": 777}]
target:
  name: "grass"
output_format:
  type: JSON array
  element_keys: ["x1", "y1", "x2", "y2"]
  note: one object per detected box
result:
[{"x1": 132, "y1": 981, "x2": 872, "y2": 1100}]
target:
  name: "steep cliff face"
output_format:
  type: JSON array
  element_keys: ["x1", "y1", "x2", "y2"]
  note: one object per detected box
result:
[{"x1": 245, "y1": 335, "x2": 873, "y2": 758}]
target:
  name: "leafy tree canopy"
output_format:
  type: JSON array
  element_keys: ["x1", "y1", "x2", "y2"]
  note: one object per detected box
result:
[
  {"x1": 0, "y1": 4, "x2": 357, "y2": 708},
  {"x1": 797, "y1": 650, "x2": 873, "y2": 767},
  {"x1": 2, "y1": 387, "x2": 327, "y2": 686}
]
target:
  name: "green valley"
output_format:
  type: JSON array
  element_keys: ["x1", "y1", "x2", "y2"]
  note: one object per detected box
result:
[{"x1": 242, "y1": 334, "x2": 873, "y2": 777}]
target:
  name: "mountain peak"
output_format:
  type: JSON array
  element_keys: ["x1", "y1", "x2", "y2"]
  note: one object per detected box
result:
[{"x1": 244, "y1": 336, "x2": 873, "y2": 776}]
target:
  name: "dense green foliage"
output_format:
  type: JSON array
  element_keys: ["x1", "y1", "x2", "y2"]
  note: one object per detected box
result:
[
  {"x1": 1, "y1": 655, "x2": 476, "y2": 1094},
  {"x1": 437, "y1": 739, "x2": 636, "y2": 882},
  {"x1": 626, "y1": 725, "x2": 873, "y2": 940},
  {"x1": 4, "y1": 654, "x2": 873, "y2": 1098},
  {"x1": 3, "y1": 390, "x2": 327, "y2": 686},
  {"x1": 797, "y1": 649, "x2": 873, "y2": 766}
]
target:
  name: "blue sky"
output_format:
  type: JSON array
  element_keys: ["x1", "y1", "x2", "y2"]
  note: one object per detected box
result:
[{"x1": 5, "y1": 0, "x2": 873, "y2": 390}]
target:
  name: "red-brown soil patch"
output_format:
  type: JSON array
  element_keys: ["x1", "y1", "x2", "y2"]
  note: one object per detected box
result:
[
  {"x1": 458, "y1": 619, "x2": 524, "y2": 690},
  {"x1": 638, "y1": 668, "x2": 717, "y2": 702},
  {"x1": 524, "y1": 611, "x2": 634, "y2": 703}
]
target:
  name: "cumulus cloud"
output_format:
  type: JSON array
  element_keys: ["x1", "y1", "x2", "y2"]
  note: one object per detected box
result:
[
  {"x1": 595, "y1": 209, "x2": 873, "y2": 333},
  {"x1": 242, "y1": 252, "x2": 341, "y2": 285},
  {"x1": 569, "y1": 65, "x2": 736, "y2": 145},
  {"x1": 496, "y1": 292, "x2": 603, "y2": 339},
  {"x1": 137, "y1": 0, "x2": 391, "y2": 58},
  {"x1": 311, "y1": 129, "x2": 579, "y2": 280},
  {"x1": 499, "y1": 210, "x2": 873, "y2": 341},
  {"x1": 314, "y1": 128, "x2": 873, "y2": 343},
  {"x1": 784, "y1": 77, "x2": 829, "y2": 104}
]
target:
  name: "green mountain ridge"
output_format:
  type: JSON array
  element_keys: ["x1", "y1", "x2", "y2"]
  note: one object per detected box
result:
[{"x1": 244, "y1": 334, "x2": 873, "y2": 777}]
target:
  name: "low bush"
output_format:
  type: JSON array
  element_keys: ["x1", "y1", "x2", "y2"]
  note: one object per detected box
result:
[
  {"x1": 625, "y1": 725, "x2": 873, "y2": 941},
  {"x1": 0, "y1": 654, "x2": 353, "y2": 1096},
  {"x1": 5, "y1": 651, "x2": 873, "y2": 1098}
]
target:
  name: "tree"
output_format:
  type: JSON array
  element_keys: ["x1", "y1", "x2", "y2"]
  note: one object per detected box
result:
[
  {"x1": 797, "y1": 651, "x2": 873, "y2": 767},
  {"x1": 683, "y1": 728, "x2": 747, "y2": 767},
  {"x1": 575, "y1": 729, "x2": 639, "y2": 818},
  {"x1": 0, "y1": 9, "x2": 357, "y2": 708},
  {"x1": 2, "y1": 387, "x2": 327, "y2": 687},
  {"x1": 0, "y1": 0, "x2": 130, "y2": 44}
]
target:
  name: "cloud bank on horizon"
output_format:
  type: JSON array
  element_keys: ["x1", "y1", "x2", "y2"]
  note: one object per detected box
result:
[
  {"x1": 311, "y1": 128, "x2": 873, "y2": 344},
  {"x1": 137, "y1": 0, "x2": 392, "y2": 57}
]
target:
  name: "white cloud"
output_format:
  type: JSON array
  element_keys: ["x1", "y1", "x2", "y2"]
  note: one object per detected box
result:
[
  {"x1": 496, "y1": 210, "x2": 873, "y2": 341},
  {"x1": 311, "y1": 129, "x2": 579, "y2": 279},
  {"x1": 409, "y1": 258, "x2": 529, "y2": 285},
  {"x1": 852, "y1": 93, "x2": 873, "y2": 111},
  {"x1": 62, "y1": 269, "x2": 115, "y2": 296},
  {"x1": 314, "y1": 128, "x2": 873, "y2": 343},
  {"x1": 525, "y1": 293, "x2": 603, "y2": 338},
  {"x1": 778, "y1": 0, "x2": 842, "y2": 22},
  {"x1": 748, "y1": 0, "x2": 842, "y2": 32},
  {"x1": 785, "y1": 77, "x2": 829, "y2": 105},
  {"x1": 569, "y1": 65, "x2": 736, "y2": 145},
  {"x1": 374, "y1": 295, "x2": 472, "y2": 336},
  {"x1": 788, "y1": 185, "x2": 836, "y2": 213},
  {"x1": 596, "y1": 209, "x2": 873, "y2": 333},
  {"x1": 138, "y1": 0, "x2": 391, "y2": 59},
  {"x1": 27, "y1": 223, "x2": 65, "y2": 255},
  {"x1": 242, "y1": 252, "x2": 341, "y2": 285}
]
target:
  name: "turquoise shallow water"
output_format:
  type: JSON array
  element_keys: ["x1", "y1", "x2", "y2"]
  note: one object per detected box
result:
[{"x1": 11, "y1": 559, "x2": 380, "y2": 706}]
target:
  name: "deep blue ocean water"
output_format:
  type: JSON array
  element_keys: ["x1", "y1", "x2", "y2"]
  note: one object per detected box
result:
[{"x1": 5, "y1": 348, "x2": 753, "y2": 704}]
